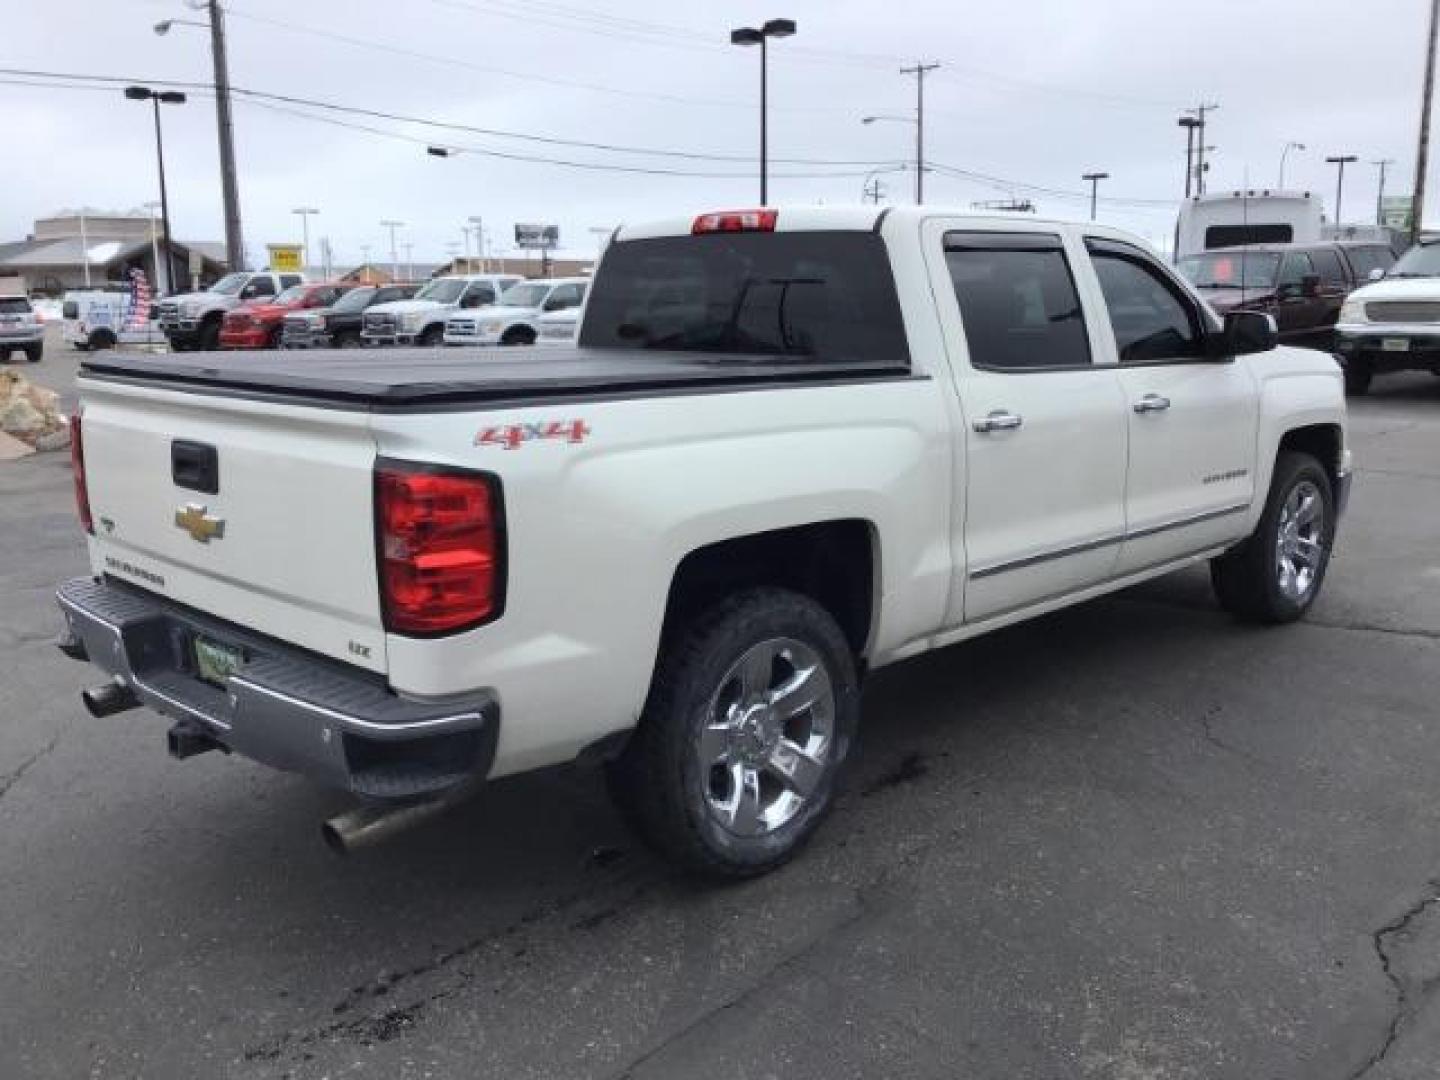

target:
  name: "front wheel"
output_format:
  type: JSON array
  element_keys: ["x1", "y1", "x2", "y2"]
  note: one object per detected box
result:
[
  {"x1": 24, "y1": 343, "x2": 42, "y2": 363},
  {"x1": 1211, "y1": 451, "x2": 1336, "y2": 624},
  {"x1": 609, "y1": 588, "x2": 859, "y2": 878},
  {"x1": 1343, "y1": 360, "x2": 1373, "y2": 395},
  {"x1": 418, "y1": 325, "x2": 443, "y2": 347}
]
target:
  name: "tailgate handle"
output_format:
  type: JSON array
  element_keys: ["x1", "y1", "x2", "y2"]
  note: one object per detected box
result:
[{"x1": 172, "y1": 440, "x2": 219, "y2": 494}]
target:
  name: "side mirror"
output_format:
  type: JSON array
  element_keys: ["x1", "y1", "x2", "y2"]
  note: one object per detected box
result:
[
  {"x1": 1210, "y1": 310, "x2": 1278, "y2": 358},
  {"x1": 1368, "y1": 266, "x2": 1386, "y2": 282},
  {"x1": 1301, "y1": 273, "x2": 1321, "y2": 298}
]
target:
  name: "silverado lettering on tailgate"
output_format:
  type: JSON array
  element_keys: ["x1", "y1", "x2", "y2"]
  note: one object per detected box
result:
[{"x1": 104, "y1": 555, "x2": 166, "y2": 590}]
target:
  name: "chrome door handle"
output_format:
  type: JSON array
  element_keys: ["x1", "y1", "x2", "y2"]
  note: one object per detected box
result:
[
  {"x1": 1133, "y1": 393, "x2": 1171, "y2": 414},
  {"x1": 973, "y1": 410, "x2": 1023, "y2": 433}
]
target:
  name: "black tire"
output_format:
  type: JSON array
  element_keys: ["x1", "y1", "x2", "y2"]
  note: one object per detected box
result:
[
  {"x1": 418, "y1": 324, "x2": 444, "y2": 347},
  {"x1": 1343, "y1": 360, "x2": 1372, "y2": 395},
  {"x1": 89, "y1": 330, "x2": 116, "y2": 351},
  {"x1": 1211, "y1": 451, "x2": 1336, "y2": 624},
  {"x1": 335, "y1": 330, "x2": 362, "y2": 349},
  {"x1": 500, "y1": 326, "x2": 536, "y2": 346},
  {"x1": 199, "y1": 318, "x2": 222, "y2": 352},
  {"x1": 609, "y1": 588, "x2": 860, "y2": 878},
  {"x1": 25, "y1": 343, "x2": 42, "y2": 363}
]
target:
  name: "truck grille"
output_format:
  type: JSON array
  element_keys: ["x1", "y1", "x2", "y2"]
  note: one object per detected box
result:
[
  {"x1": 157, "y1": 301, "x2": 179, "y2": 325},
  {"x1": 363, "y1": 313, "x2": 396, "y2": 336},
  {"x1": 283, "y1": 315, "x2": 310, "y2": 334},
  {"x1": 1365, "y1": 301, "x2": 1440, "y2": 323}
]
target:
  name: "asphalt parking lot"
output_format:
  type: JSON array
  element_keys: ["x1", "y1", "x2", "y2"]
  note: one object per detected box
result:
[{"x1": 2, "y1": 336, "x2": 1439, "y2": 1079}]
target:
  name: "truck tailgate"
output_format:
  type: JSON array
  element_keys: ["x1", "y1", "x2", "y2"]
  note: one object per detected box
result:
[{"x1": 78, "y1": 380, "x2": 386, "y2": 673}]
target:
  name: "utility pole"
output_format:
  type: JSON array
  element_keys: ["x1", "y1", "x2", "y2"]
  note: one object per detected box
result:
[
  {"x1": 360, "y1": 244, "x2": 372, "y2": 282},
  {"x1": 1178, "y1": 116, "x2": 1201, "y2": 198},
  {"x1": 1082, "y1": 172, "x2": 1109, "y2": 221},
  {"x1": 1415, "y1": 0, "x2": 1439, "y2": 244},
  {"x1": 1372, "y1": 159, "x2": 1395, "y2": 226},
  {"x1": 730, "y1": 19, "x2": 796, "y2": 204},
  {"x1": 207, "y1": 0, "x2": 244, "y2": 270},
  {"x1": 380, "y1": 220, "x2": 404, "y2": 281},
  {"x1": 901, "y1": 62, "x2": 939, "y2": 204},
  {"x1": 1326, "y1": 154, "x2": 1358, "y2": 227},
  {"x1": 403, "y1": 242, "x2": 414, "y2": 282},
  {"x1": 1192, "y1": 103, "x2": 1218, "y2": 194}
]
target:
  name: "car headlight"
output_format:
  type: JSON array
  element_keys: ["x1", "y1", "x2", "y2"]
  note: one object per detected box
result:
[
  {"x1": 399, "y1": 313, "x2": 423, "y2": 332},
  {"x1": 1339, "y1": 299, "x2": 1367, "y2": 324},
  {"x1": 482, "y1": 321, "x2": 505, "y2": 334}
]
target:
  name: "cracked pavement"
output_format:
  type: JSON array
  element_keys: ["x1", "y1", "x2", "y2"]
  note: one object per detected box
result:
[{"x1": 2, "y1": 346, "x2": 1439, "y2": 1078}]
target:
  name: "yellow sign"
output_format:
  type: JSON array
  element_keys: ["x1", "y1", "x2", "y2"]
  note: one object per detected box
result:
[{"x1": 267, "y1": 244, "x2": 303, "y2": 273}]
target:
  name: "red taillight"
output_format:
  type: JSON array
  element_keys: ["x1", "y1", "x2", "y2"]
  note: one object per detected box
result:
[
  {"x1": 70, "y1": 413, "x2": 93, "y2": 534},
  {"x1": 375, "y1": 462, "x2": 503, "y2": 635},
  {"x1": 692, "y1": 209, "x2": 778, "y2": 234}
]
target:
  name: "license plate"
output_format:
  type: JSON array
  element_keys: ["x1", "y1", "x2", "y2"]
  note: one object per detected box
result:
[
  {"x1": 1382, "y1": 337, "x2": 1410, "y2": 352},
  {"x1": 193, "y1": 636, "x2": 247, "y2": 686}
]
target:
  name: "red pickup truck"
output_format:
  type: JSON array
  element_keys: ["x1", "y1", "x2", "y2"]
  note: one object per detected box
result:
[{"x1": 219, "y1": 283, "x2": 353, "y2": 350}]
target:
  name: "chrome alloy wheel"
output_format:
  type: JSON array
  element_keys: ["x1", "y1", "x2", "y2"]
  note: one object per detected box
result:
[
  {"x1": 1276, "y1": 479, "x2": 1326, "y2": 602},
  {"x1": 696, "y1": 637, "x2": 835, "y2": 837}
]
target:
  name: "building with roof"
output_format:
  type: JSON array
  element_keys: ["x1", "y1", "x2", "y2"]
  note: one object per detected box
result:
[{"x1": 0, "y1": 211, "x2": 228, "y2": 297}]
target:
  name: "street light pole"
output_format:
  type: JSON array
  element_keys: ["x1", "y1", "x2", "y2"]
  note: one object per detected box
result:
[
  {"x1": 1372, "y1": 159, "x2": 1396, "y2": 226},
  {"x1": 1178, "y1": 116, "x2": 1200, "y2": 198},
  {"x1": 1326, "y1": 154, "x2": 1358, "y2": 227},
  {"x1": 292, "y1": 207, "x2": 319, "y2": 274},
  {"x1": 379, "y1": 221, "x2": 404, "y2": 281},
  {"x1": 1082, "y1": 172, "x2": 1110, "y2": 221},
  {"x1": 1278, "y1": 141, "x2": 1305, "y2": 188},
  {"x1": 468, "y1": 216, "x2": 485, "y2": 272},
  {"x1": 730, "y1": 18, "x2": 796, "y2": 204},
  {"x1": 125, "y1": 86, "x2": 185, "y2": 294}
]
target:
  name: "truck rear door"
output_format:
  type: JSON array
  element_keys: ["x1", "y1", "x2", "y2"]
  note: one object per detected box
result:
[{"x1": 77, "y1": 379, "x2": 386, "y2": 672}]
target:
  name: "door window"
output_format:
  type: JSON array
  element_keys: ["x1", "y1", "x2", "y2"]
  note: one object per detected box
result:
[
  {"x1": 1308, "y1": 248, "x2": 1348, "y2": 288},
  {"x1": 461, "y1": 283, "x2": 496, "y2": 308},
  {"x1": 279, "y1": 275, "x2": 303, "y2": 289},
  {"x1": 545, "y1": 283, "x2": 585, "y2": 310},
  {"x1": 242, "y1": 277, "x2": 276, "y2": 299},
  {"x1": 943, "y1": 233, "x2": 1090, "y2": 370},
  {"x1": 1276, "y1": 251, "x2": 1315, "y2": 291},
  {"x1": 1088, "y1": 246, "x2": 1204, "y2": 363}
]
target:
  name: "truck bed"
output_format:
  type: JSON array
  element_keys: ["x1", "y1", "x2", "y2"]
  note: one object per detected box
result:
[{"x1": 78, "y1": 347, "x2": 910, "y2": 411}]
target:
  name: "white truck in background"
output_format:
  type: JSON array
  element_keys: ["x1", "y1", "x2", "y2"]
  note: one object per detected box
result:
[
  {"x1": 443, "y1": 277, "x2": 589, "y2": 347},
  {"x1": 157, "y1": 271, "x2": 306, "y2": 352},
  {"x1": 58, "y1": 205, "x2": 1350, "y2": 877},
  {"x1": 361, "y1": 274, "x2": 520, "y2": 347},
  {"x1": 1176, "y1": 190, "x2": 1323, "y2": 258}
]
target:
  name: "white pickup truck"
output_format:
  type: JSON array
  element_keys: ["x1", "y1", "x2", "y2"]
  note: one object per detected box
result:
[{"x1": 57, "y1": 206, "x2": 1350, "y2": 877}]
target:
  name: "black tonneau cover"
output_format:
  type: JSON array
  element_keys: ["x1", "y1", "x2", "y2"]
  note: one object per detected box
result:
[{"x1": 79, "y1": 347, "x2": 909, "y2": 411}]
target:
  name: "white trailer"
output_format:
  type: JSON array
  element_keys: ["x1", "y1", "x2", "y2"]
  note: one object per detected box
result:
[{"x1": 1176, "y1": 190, "x2": 1324, "y2": 259}]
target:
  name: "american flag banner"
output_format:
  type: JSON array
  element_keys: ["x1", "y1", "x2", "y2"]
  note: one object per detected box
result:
[{"x1": 126, "y1": 267, "x2": 153, "y2": 331}]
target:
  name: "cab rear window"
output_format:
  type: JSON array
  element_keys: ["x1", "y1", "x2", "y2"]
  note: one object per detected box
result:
[{"x1": 579, "y1": 231, "x2": 910, "y2": 367}]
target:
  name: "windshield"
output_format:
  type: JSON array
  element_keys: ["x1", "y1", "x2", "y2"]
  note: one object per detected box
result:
[
  {"x1": 210, "y1": 273, "x2": 249, "y2": 295},
  {"x1": 579, "y1": 231, "x2": 910, "y2": 366},
  {"x1": 331, "y1": 286, "x2": 376, "y2": 313},
  {"x1": 499, "y1": 283, "x2": 550, "y2": 308},
  {"x1": 1176, "y1": 251, "x2": 1281, "y2": 288},
  {"x1": 1388, "y1": 243, "x2": 1440, "y2": 278},
  {"x1": 414, "y1": 278, "x2": 466, "y2": 304},
  {"x1": 274, "y1": 285, "x2": 308, "y2": 304}
]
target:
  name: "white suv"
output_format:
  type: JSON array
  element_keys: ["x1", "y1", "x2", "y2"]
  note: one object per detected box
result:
[
  {"x1": 0, "y1": 295, "x2": 45, "y2": 363},
  {"x1": 443, "y1": 277, "x2": 588, "y2": 347}
]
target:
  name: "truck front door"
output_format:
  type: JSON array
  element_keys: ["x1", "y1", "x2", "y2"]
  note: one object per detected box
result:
[
  {"x1": 931, "y1": 226, "x2": 1129, "y2": 624},
  {"x1": 1080, "y1": 237, "x2": 1259, "y2": 576}
]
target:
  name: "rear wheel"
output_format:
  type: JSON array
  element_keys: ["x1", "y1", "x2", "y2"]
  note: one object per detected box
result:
[
  {"x1": 609, "y1": 588, "x2": 859, "y2": 878},
  {"x1": 199, "y1": 318, "x2": 222, "y2": 352},
  {"x1": 335, "y1": 330, "x2": 362, "y2": 349},
  {"x1": 1211, "y1": 451, "x2": 1335, "y2": 624}
]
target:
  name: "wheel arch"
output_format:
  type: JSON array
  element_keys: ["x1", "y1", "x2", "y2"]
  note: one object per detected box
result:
[{"x1": 1278, "y1": 422, "x2": 1343, "y2": 491}]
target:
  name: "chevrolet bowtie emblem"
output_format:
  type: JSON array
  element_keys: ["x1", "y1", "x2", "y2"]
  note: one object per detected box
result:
[{"x1": 174, "y1": 503, "x2": 226, "y2": 544}]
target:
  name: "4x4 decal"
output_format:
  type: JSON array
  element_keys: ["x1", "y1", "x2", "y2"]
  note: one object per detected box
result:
[{"x1": 474, "y1": 420, "x2": 591, "y2": 450}]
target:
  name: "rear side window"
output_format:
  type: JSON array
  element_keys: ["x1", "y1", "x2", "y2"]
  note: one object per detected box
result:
[
  {"x1": 280, "y1": 274, "x2": 303, "y2": 289},
  {"x1": 1278, "y1": 251, "x2": 1315, "y2": 289},
  {"x1": 1343, "y1": 246, "x2": 1394, "y2": 280},
  {"x1": 944, "y1": 233, "x2": 1090, "y2": 370},
  {"x1": 580, "y1": 231, "x2": 910, "y2": 367},
  {"x1": 0, "y1": 297, "x2": 32, "y2": 314},
  {"x1": 1309, "y1": 248, "x2": 1348, "y2": 287}
]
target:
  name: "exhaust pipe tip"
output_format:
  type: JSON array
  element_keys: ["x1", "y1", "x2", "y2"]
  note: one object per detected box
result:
[
  {"x1": 82, "y1": 680, "x2": 139, "y2": 719},
  {"x1": 321, "y1": 792, "x2": 473, "y2": 856}
]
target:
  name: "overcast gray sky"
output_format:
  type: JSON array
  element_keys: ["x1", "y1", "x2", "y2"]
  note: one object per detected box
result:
[{"x1": 1, "y1": 0, "x2": 1432, "y2": 268}]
